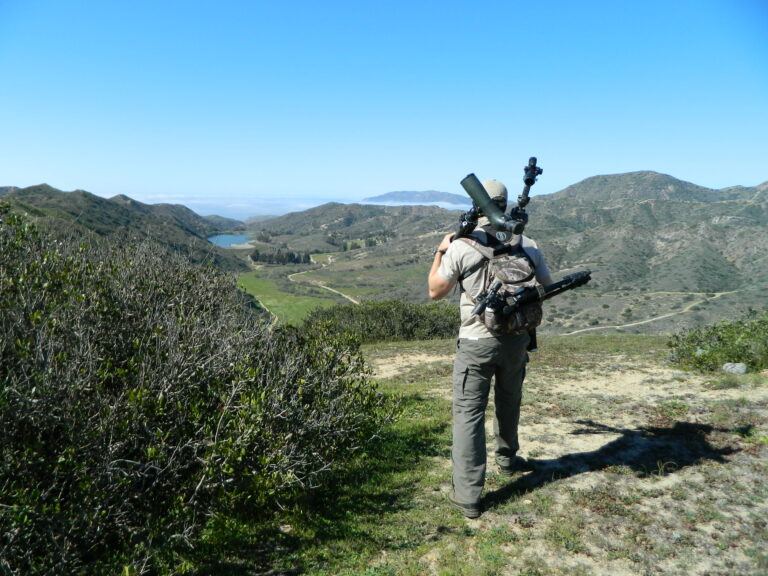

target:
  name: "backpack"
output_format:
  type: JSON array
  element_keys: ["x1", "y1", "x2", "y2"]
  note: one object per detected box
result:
[{"x1": 457, "y1": 228, "x2": 543, "y2": 335}]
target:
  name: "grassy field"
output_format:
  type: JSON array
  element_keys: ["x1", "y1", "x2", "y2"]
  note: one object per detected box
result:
[
  {"x1": 200, "y1": 334, "x2": 767, "y2": 575},
  {"x1": 237, "y1": 270, "x2": 339, "y2": 325}
]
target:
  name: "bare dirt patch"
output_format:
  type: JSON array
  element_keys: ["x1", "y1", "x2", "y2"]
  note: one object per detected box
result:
[{"x1": 372, "y1": 353, "x2": 454, "y2": 379}]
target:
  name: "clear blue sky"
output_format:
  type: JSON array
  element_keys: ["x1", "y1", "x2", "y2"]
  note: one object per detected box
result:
[{"x1": 1, "y1": 0, "x2": 766, "y2": 217}]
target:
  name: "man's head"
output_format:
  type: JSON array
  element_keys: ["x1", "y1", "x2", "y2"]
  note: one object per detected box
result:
[{"x1": 482, "y1": 179, "x2": 507, "y2": 213}]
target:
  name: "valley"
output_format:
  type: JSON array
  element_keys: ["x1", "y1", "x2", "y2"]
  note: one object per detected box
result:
[
  {"x1": 238, "y1": 171, "x2": 768, "y2": 332},
  {"x1": 4, "y1": 170, "x2": 766, "y2": 333},
  {"x1": 3, "y1": 172, "x2": 767, "y2": 574}
]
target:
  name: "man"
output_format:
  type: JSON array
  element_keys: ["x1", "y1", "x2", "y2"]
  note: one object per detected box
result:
[{"x1": 427, "y1": 179, "x2": 553, "y2": 518}]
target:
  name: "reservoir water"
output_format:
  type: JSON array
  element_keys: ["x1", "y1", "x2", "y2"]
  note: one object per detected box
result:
[{"x1": 207, "y1": 234, "x2": 250, "y2": 248}]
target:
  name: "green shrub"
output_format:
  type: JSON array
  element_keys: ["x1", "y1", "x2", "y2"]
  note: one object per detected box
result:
[
  {"x1": 668, "y1": 310, "x2": 768, "y2": 372},
  {"x1": 303, "y1": 300, "x2": 460, "y2": 343},
  {"x1": 0, "y1": 207, "x2": 388, "y2": 573}
]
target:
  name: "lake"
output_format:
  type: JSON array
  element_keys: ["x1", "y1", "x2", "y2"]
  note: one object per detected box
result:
[{"x1": 207, "y1": 234, "x2": 251, "y2": 248}]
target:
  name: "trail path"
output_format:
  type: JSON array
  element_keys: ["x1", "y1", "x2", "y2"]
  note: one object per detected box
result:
[
  {"x1": 563, "y1": 290, "x2": 739, "y2": 336},
  {"x1": 287, "y1": 256, "x2": 360, "y2": 304}
]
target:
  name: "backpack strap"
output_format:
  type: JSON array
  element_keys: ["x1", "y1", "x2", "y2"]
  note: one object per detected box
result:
[
  {"x1": 454, "y1": 235, "x2": 491, "y2": 293},
  {"x1": 457, "y1": 257, "x2": 488, "y2": 293}
]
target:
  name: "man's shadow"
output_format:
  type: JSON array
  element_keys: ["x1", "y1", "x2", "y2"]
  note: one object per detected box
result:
[{"x1": 484, "y1": 419, "x2": 741, "y2": 508}]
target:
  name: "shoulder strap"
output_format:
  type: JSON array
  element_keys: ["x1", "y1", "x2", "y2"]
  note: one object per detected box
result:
[{"x1": 454, "y1": 235, "x2": 491, "y2": 292}]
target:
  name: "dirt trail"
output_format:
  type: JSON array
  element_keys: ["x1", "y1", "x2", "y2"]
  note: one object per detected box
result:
[
  {"x1": 287, "y1": 257, "x2": 360, "y2": 304},
  {"x1": 563, "y1": 290, "x2": 739, "y2": 335}
]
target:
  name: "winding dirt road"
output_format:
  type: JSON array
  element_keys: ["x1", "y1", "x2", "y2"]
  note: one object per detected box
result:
[
  {"x1": 563, "y1": 290, "x2": 740, "y2": 336},
  {"x1": 287, "y1": 256, "x2": 360, "y2": 304}
]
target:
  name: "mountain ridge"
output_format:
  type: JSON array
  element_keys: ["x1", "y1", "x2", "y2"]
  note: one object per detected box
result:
[
  {"x1": 1, "y1": 184, "x2": 246, "y2": 270},
  {"x1": 247, "y1": 170, "x2": 767, "y2": 332},
  {"x1": 3, "y1": 170, "x2": 765, "y2": 332},
  {"x1": 545, "y1": 171, "x2": 755, "y2": 203}
]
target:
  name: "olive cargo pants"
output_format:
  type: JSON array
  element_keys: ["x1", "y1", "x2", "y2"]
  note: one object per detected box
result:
[{"x1": 452, "y1": 333, "x2": 530, "y2": 504}]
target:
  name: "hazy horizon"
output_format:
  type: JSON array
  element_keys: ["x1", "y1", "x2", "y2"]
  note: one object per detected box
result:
[{"x1": 5, "y1": 166, "x2": 766, "y2": 221}]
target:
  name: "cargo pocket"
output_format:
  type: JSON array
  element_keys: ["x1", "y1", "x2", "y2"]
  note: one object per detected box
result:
[{"x1": 453, "y1": 347, "x2": 469, "y2": 401}]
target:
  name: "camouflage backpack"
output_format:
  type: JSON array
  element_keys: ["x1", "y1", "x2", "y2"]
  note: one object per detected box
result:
[{"x1": 457, "y1": 228, "x2": 543, "y2": 335}]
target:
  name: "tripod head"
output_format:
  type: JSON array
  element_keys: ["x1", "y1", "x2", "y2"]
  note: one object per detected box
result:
[{"x1": 519, "y1": 157, "x2": 542, "y2": 207}]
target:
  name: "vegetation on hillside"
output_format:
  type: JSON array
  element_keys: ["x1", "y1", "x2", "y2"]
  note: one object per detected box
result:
[
  {"x1": 250, "y1": 247, "x2": 313, "y2": 264},
  {"x1": 245, "y1": 172, "x2": 767, "y2": 323},
  {"x1": 669, "y1": 309, "x2": 768, "y2": 372},
  {"x1": 304, "y1": 300, "x2": 460, "y2": 343},
  {"x1": 0, "y1": 206, "x2": 389, "y2": 573},
  {"x1": 2, "y1": 184, "x2": 246, "y2": 271},
  {"x1": 249, "y1": 202, "x2": 453, "y2": 253}
]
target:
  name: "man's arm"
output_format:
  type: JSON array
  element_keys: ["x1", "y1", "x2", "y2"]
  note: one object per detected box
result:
[
  {"x1": 428, "y1": 233, "x2": 455, "y2": 300},
  {"x1": 525, "y1": 240, "x2": 553, "y2": 287}
]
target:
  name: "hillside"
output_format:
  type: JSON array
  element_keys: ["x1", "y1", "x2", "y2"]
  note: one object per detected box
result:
[
  {"x1": 250, "y1": 202, "x2": 457, "y2": 252},
  {"x1": 547, "y1": 171, "x2": 755, "y2": 203},
  {"x1": 2, "y1": 184, "x2": 247, "y2": 271},
  {"x1": 202, "y1": 213, "x2": 245, "y2": 230},
  {"x1": 363, "y1": 190, "x2": 471, "y2": 206},
  {"x1": 247, "y1": 171, "x2": 768, "y2": 333}
]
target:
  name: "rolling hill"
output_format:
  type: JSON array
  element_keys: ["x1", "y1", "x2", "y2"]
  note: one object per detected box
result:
[
  {"x1": 4, "y1": 172, "x2": 765, "y2": 333},
  {"x1": 1, "y1": 184, "x2": 247, "y2": 271},
  {"x1": 248, "y1": 171, "x2": 768, "y2": 333}
]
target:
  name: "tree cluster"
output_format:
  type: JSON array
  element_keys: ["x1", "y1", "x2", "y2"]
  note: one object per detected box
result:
[{"x1": 250, "y1": 248, "x2": 311, "y2": 264}]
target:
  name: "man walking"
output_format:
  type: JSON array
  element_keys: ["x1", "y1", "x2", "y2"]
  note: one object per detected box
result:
[{"x1": 427, "y1": 179, "x2": 553, "y2": 518}]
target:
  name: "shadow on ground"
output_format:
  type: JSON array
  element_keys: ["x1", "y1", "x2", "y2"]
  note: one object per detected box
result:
[{"x1": 484, "y1": 419, "x2": 741, "y2": 509}]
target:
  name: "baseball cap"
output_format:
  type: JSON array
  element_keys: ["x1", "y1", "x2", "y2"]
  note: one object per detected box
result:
[{"x1": 482, "y1": 179, "x2": 508, "y2": 202}]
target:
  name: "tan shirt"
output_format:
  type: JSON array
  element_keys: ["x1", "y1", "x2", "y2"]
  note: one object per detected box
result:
[{"x1": 437, "y1": 229, "x2": 553, "y2": 339}]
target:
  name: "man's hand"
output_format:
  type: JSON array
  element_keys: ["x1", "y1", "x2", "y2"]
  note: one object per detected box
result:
[{"x1": 436, "y1": 233, "x2": 454, "y2": 253}]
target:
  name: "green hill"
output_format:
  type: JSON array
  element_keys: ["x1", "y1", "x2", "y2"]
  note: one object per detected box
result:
[
  {"x1": 547, "y1": 171, "x2": 754, "y2": 203},
  {"x1": 247, "y1": 171, "x2": 767, "y2": 332},
  {"x1": 2, "y1": 184, "x2": 247, "y2": 271},
  {"x1": 251, "y1": 202, "x2": 457, "y2": 253}
]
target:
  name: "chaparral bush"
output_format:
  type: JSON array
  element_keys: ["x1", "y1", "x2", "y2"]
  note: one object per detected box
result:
[
  {"x1": 303, "y1": 300, "x2": 460, "y2": 344},
  {"x1": 0, "y1": 205, "x2": 388, "y2": 574},
  {"x1": 668, "y1": 310, "x2": 768, "y2": 372}
]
